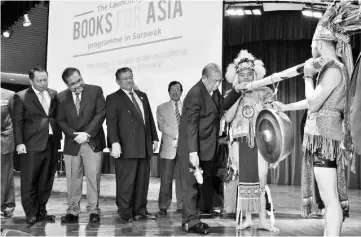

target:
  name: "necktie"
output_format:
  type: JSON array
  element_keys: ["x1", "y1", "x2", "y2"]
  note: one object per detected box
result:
[
  {"x1": 175, "y1": 102, "x2": 181, "y2": 127},
  {"x1": 129, "y1": 92, "x2": 143, "y2": 121},
  {"x1": 75, "y1": 93, "x2": 80, "y2": 115},
  {"x1": 212, "y1": 92, "x2": 219, "y2": 108},
  {"x1": 39, "y1": 92, "x2": 49, "y2": 115}
]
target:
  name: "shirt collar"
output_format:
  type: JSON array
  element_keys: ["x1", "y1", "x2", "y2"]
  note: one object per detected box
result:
[
  {"x1": 72, "y1": 91, "x2": 82, "y2": 96},
  {"x1": 201, "y1": 79, "x2": 214, "y2": 96},
  {"x1": 32, "y1": 86, "x2": 44, "y2": 95},
  {"x1": 121, "y1": 88, "x2": 134, "y2": 95},
  {"x1": 171, "y1": 99, "x2": 179, "y2": 104}
]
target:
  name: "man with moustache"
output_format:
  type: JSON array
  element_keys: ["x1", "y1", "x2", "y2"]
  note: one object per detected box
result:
[
  {"x1": 1, "y1": 88, "x2": 16, "y2": 218},
  {"x1": 157, "y1": 81, "x2": 183, "y2": 215},
  {"x1": 106, "y1": 67, "x2": 159, "y2": 222},
  {"x1": 12, "y1": 67, "x2": 61, "y2": 224},
  {"x1": 57, "y1": 68, "x2": 106, "y2": 223},
  {"x1": 177, "y1": 63, "x2": 247, "y2": 234}
]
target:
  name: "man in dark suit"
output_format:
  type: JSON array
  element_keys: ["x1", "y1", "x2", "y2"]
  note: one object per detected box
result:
[
  {"x1": 177, "y1": 63, "x2": 246, "y2": 234},
  {"x1": 1, "y1": 88, "x2": 16, "y2": 217},
  {"x1": 57, "y1": 67, "x2": 106, "y2": 223},
  {"x1": 12, "y1": 67, "x2": 61, "y2": 224},
  {"x1": 106, "y1": 67, "x2": 159, "y2": 222}
]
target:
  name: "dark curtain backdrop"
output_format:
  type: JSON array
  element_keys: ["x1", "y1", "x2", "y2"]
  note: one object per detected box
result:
[
  {"x1": 82, "y1": 11, "x2": 361, "y2": 189},
  {"x1": 222, "y1": 11, "x2": 361, "y2": 189}
]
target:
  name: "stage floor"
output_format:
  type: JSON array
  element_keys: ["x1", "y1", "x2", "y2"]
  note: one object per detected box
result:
[{"x1": 1, "y1": 174, "x2": 360, "y2": 236}]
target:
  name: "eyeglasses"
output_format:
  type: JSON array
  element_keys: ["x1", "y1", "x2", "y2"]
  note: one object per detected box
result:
[
  {"x1": 208, "y1": 76, "x2": 224, "y2": 85},
  {"x1": 68, "y1": 78, "x2": 83, "y2": 87}
]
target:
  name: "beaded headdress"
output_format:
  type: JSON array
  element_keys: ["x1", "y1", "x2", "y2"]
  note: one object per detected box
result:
[{"x1": 225, "y1": 50, "x2": 266, "y2": 85}]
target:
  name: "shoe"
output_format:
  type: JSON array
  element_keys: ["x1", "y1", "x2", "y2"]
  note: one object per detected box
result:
[
  {"x1": 186, "y1": 222, "x2": 210, "y2": 234},
  {"x1": 89, "y1": 213, "x2": 100, "y2": 223},
  {"x1": 210, "y1": 209, "x2": 222, "y2": 217},
  {"x1": 120, "y1": 217, "x2": 133, "y2": 223},
  {"x1": 201, "y1": 210, "x2": 213, "y2": 218},
  {"x1": 316, "y1": 208, "x2": 325, "y2": 217},
  {"x1": 158, "y1": 209, "x2": 167, "y2": 215},
  {"x1": 26, "y1": 217, "x2": 37, "y2": 224},
  {"x1": 119, "y1": 213, "x2": 133, "y2": 223},
  {"x1": 37, "y1": 214, "x2": 55, "y2": 222},
  {"x1": 3, "y1": 211, "x2": 13, "y2": 218},
  {"x1": 134, "y1": 212, "x2": 156, "y2": 220},
  {"x1": 176, "y1": 209, "x2": 183, "y2": 213},
  {"x1": 61, "y1": 213, "x2": 79, "y2": 223}
]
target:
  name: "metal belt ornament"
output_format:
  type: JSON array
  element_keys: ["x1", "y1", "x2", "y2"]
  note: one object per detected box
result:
[{"x1": 242, "y1": 104, "x2": 255, "y2": 119}]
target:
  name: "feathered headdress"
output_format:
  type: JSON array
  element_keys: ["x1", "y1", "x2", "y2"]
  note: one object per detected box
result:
[
  {"x1": 225, "y1": 50, "x2": 266, "y2": 86},
  {"x1": 314, "y1": 0, "x2": 361, "y2": 168},
  {"x1": 313, "y1": 0, "x2": 361, "y2": 79}
]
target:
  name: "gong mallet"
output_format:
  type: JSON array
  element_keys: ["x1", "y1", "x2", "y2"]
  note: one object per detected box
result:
[{"x1": 189, "y1": 166, "x2": 204, "y2": 184}]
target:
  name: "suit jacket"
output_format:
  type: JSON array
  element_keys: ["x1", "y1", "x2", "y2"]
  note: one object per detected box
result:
[
  {"x1": 106, "y1": 89, "x2": 159, "y2": 158},
  {"x1": 157, "y1": 100, "x2": 182, "y2": 159},
  {"x1": 56, "y1": 84, "x2": 106, "y2": 156},
  {"x1": 177, "y1": 80, "x2": 242, "y2": 161},
  {"x1": 13, "y1": 87, "x2": 61, "y2": 151},
  {"x1": 1, "y1": 88, "x2": 15, "y2": 154}
]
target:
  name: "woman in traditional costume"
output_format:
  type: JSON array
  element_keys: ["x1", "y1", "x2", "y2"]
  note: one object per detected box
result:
[
  {"x1": 224, "y1": 50, "x2": 279, "y2": 232},
  {"x1": 273, "y1": 1, "x2": 360, "y2": 235}
]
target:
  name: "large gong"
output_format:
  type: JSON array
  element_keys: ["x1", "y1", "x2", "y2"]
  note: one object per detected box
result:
[{"x1": 255, "y1": 109, "x2": 294, "y2": 164}]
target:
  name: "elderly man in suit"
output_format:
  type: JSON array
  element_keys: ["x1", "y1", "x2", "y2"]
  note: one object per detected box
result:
[
  {"x1": 12, "y1": 67, "x2": 61, "y2": 224},
  {"x1": 106, "y1": 67, "x2": 159, "y2": 222},
  {"x1": 57, "y1": 67, "x2": 106, "y2": 223},
  {"x1": 1, "y1": 88, "x2": 16, "y2": 218},
  {"x1": 157, "y1": 81, "x2": 183, "y2": 215},
  {"x1": 178, "y1": 63, "x2": 246, "y2": 234}
]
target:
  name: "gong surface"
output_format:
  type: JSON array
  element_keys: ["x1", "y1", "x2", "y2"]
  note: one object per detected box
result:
[{"x1": 255, "y1": 109, "x2": 294, "y2": 164}]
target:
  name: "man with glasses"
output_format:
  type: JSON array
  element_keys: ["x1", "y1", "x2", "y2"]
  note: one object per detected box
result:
[
  {"x1": 57, "y1": 67, "x2": 106, "y2": 223},
  {"x1": 177, "y1": 63, "x2": 247, "y2": 234},
  {"x1": 157, "y1": 81, "x2": 184, "y2": 216},
  {"x1": 12, "y1": 67, "x2": 61, "y2": 224},
  {"x1": 106, "y1": 67, "x2": 159, "y2": 222}
]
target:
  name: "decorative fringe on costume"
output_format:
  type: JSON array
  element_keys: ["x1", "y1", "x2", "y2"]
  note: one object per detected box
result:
[
  {"x1": 236, "y1": 182, "x2": 261, "y2": 226},
  {"x1": 303, "y1": 134, "x2": 342, "y2": 161},
  {"x1": 301, "y1": 196, "x2": 314, "y2": 217},
  {"x1": 248, "y1": 118, "x2": 255, "y2": 148},
  {"x1": 301, "y1": 148, "x2": 350, "y2": 220},
  {"x1": 341, "y1": 200, "x2": 350, "y2": 220},
  {"x1": 216, "y1": 141, "x2": 239, "y2": 183},
  {"x1": 265, "y1": 185, "x2": 275, "y2": 227},
  {"x1": 303, "y1": 133, "x2": 356, "y2": 172},
  {"x1": 235, "y1": 123, "x2": 256, "y2": 148},
  {"x1": 236, "y1": 183, "x2": 261, "y2": 213}
]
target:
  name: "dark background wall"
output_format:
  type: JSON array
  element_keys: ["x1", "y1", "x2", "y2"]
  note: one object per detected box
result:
[
  {"x1": 2, "y1": 2, "x2": 360, "y2": 188},
  {"x1": 222, "y1": 11, "x2": 361, "y2": 188}
]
